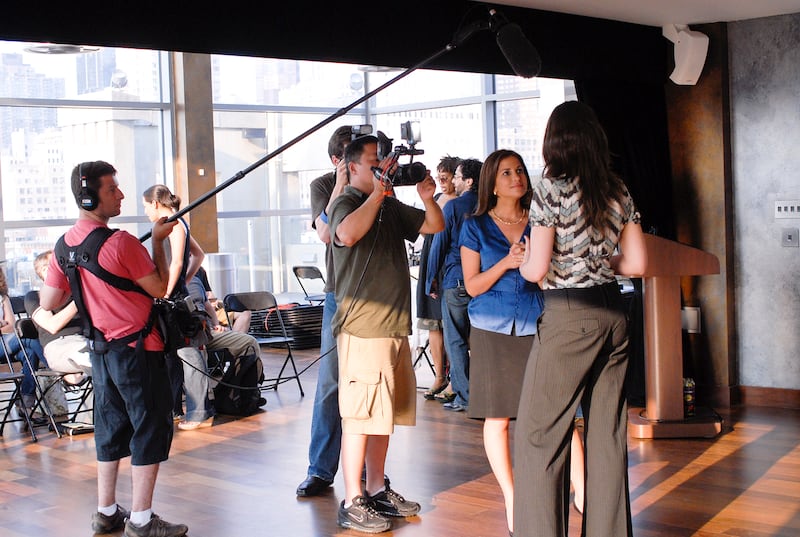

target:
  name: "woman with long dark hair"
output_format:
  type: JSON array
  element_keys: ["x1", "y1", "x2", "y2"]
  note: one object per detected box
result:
[
  {"x1": 515, "y1": 101, "x2": 647, "y2": 537},
  {"x1": 460, "y1": 149, "x2": 543, "y2": 535}
]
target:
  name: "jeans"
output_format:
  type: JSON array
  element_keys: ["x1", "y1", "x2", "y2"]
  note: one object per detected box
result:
[
  {"x1": 442, "y1": 286, "x2": 471, "y2": 407},
  {"x1": 306, "y1": 291, "x2": 341, "y2": 482},
  {"x1": 179, "y1": 346, "x2": 213, "y2": 422},
  {"x1": 3, "y1": 333, "x2": 47, "y2": 397}
]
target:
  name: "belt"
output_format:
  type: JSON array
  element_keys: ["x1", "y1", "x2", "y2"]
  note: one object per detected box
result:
[{"x1": 543, "y1": 281, "x2": 621, "y2": 309}]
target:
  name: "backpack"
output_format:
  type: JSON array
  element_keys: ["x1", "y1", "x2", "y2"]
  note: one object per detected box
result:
[
  {"x1": 54, "y1": 227, "x2": 211, "y2": 353},
  {"x1": 212, "y1": 350, "x2": 266, "y2": 416}
]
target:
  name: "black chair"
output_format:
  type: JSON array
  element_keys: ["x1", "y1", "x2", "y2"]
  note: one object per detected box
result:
[
  {"x1": 292, "y1": 266, "x2": 326, "y2": 305},
  {"x1": 16, "y1": 318, "x2": 94, "y2": 438},
  {"x1": 223, "y1": 291, "x2": 304, "y2": 396},
  {"x1": 9, "y1": 296, "x2": 26, "y2": 320}
]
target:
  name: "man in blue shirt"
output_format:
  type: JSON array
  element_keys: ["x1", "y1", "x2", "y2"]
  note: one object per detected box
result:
[{"x1": 425, "y1": 158, "x2": 482, "y2": 412}]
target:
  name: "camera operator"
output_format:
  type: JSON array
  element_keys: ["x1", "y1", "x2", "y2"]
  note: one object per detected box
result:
[{"x1": 329, "y1": 134, "x2": 443, "y2": 533}]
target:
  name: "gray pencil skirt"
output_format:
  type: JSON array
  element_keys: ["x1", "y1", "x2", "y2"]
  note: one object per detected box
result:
[{"x1": 467, "y1": 326, "x2": 534, "y2": 419}]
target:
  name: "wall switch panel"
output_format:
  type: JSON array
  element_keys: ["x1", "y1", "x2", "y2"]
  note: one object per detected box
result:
[{"x1": 775, "y1": 200, "x2": 800, "y2": 218}]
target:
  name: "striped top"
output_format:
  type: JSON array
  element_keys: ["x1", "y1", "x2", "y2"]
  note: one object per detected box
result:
[{"x1": 530, "y1": 176, "x2": 640, "y2": 289}]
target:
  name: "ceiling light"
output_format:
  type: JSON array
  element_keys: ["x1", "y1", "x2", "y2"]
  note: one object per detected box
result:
[{"x1": 23, "y1": 43, "x2": 101, "y2": 55}]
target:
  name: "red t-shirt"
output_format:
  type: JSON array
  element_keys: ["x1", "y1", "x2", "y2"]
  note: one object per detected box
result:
[{"x1": 46, "y1": 219, "x2": 164, "y2": 351}]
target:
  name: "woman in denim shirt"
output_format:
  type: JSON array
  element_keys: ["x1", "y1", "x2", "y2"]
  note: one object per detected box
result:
[{"x1": 460, "y1": 149, "x2": 543, "y2": 536}]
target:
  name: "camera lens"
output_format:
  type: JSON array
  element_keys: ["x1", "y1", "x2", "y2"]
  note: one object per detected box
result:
[{"x1": 393, "y1": 162, "x2": 427, "y2": 186}]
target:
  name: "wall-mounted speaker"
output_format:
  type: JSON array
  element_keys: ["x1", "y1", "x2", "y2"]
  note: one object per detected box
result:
[{"x1": 662, "y1": 24, "x2": 709, "y2": 86}]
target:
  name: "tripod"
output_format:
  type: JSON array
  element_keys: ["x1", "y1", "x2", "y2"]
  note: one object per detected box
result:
[{"x1": 413, "y1": 337, "x2": 435, "y2": 378}]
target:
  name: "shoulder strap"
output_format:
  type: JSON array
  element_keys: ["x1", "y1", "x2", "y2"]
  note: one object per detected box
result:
[
  {"x1": 64, "y1": 228, "x2": 149, "y2": 295},
  {"x1": 169, "y1": 217, "x2": 191, "y2": 299},
  {"x1": 54, "y1": 227, "x2": 151, "y2": 346}
]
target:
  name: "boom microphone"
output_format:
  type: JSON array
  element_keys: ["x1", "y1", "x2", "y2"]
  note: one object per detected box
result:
[{"x1": 489, "y1": 8, "x2": 541, "y2": 78}]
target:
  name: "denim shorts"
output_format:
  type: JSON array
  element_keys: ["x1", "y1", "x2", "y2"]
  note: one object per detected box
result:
[{"x1": 90, "y1": 346, "x2": 174, "y2": 465}]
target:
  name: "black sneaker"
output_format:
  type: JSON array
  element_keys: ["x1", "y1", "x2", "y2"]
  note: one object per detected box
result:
[
  {"x1": 91, "y1": 504, "x2": 129, "y2": 533},
  {"x1": 337, "y1": 495, "x2": 391, "y2": 533},
  {"x1": 368, "y1": 478, "x2": 421, "y2": 517}
]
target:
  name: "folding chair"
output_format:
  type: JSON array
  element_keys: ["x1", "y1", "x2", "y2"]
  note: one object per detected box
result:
[
  {"x1": 412, "y1": 337, "x2": 436, "y2": 377},
  {"x1": 16, "y1": 318, "x2": 94, "y2": 438},
  {"x1": 292, "y1": 266, "x2": 326, "y2": 305},
  {"x1": 0, "y1": 333, "x2": 37, "y2": 441},
  {"x1": 223, "y1": 291, "x2": 304, "y2": 396},
  {"x1": 9, "y1": 296, "x2": 26, "y2": 320}
]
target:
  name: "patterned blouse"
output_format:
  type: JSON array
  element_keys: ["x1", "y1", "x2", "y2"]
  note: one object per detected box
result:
[{"x1": 529, "y1": 176, "x2": 641, "y2": 289}]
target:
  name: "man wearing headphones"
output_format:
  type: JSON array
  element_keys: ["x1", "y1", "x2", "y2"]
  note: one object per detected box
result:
[
  {"x1": 329, "y1": 135, "x2": 443, "y2": 533},
  {"x1": 39, "y1": 161, "x2": 187, "y2": 537}
]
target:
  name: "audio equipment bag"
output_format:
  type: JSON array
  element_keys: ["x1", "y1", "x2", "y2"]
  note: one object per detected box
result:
[
  {"x1": 54, "y1": 227, "x2": 212, "y2": 355},
  {"x1": 212, "y1": 351, "x2": 266, "y2": 416},
  {"x1": 153, "y1": 295, "x2": 213, "y2": 352}
]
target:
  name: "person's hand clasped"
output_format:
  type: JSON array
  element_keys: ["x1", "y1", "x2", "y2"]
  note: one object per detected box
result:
[{"x1": 507, "y1": 241, "x2": 526, "y2": 269}]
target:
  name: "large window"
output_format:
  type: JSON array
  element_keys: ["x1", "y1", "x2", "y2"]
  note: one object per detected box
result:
[
  {"x1": 0, "y1": 42, "x2": 171, "y2": 294},
  {"x1": 0, "y1": 40, "x2": 574, "y2": 296}
]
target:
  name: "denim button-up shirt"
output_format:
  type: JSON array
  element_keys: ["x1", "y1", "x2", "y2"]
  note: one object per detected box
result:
[
  {"x1": 459, "y1": 213, "x2": 543, "y2": 336},
  {"x1": 425, "y1": 191, "x2": 478, "y2": 293}
]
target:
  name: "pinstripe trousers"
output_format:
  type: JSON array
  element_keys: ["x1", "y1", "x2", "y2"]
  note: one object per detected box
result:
[{"x1": 514, "y1": 282, "x2": 633, "y2": 537}]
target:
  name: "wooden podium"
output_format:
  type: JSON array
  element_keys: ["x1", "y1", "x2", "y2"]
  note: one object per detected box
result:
[{"x1": 627, "y1": 234, "x2": 723, "y2": 439}]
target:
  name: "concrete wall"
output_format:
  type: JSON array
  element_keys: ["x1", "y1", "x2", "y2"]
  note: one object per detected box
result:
[{"x1": 729, "y1": 14, "x2": 800, "y2": 390}]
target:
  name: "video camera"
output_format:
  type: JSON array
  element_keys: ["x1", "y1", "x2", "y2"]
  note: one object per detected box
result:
[{"x1": 375, "y1": 120, "x2": 427, "y2": 187}]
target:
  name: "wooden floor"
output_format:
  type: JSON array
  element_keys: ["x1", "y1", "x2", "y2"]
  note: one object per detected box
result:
[{"x1": 1, "y1": 345, "x2": 798, "y2": 537}]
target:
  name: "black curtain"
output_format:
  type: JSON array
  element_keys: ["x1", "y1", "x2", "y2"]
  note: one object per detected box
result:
[
  {"x1": 574, "y1": 79, "x2": 677, "y2": 404},
  {"x1": 574, "y1": 79, "x2": 675, "y2": 239},
  {"x1": 1, "y1": 1, "x2": 667, "y2": 85}
]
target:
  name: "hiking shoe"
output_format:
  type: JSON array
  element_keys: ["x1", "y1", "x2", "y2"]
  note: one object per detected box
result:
[
  {"x1": 337, "y1": 495, "x2": 391, "y2": 533},
  {"x1": 123, "y1": 514, "x2": 188, "y2": 537},
  {"x1": 368, "y1": 478, "x2": 421, "y2": 518},
  {"x1": 91, "y1": 504, "x2": 129, "y2": 533}
]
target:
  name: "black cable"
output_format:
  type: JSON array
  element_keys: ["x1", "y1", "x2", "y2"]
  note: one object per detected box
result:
[{"x1": 175, "y1": 337, "x2": 338, "y2": 391}]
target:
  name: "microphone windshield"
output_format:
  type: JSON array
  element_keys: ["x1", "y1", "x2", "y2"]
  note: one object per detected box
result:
[{"x1": 495, "y1": 22, "x2": 541, "y2": 78}]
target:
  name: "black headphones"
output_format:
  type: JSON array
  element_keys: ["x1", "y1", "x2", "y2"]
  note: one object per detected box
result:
[{"x1": 77, "y1": 162, "x2": 99, "y2": 211}]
